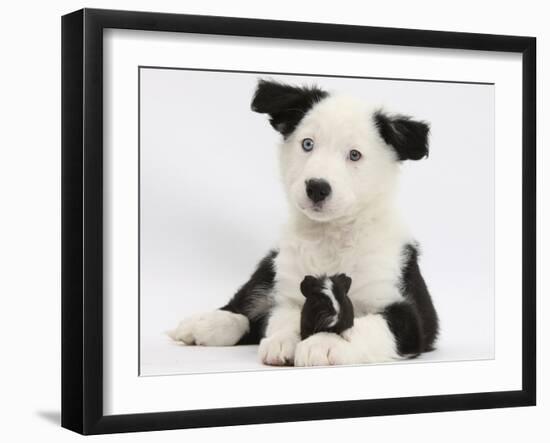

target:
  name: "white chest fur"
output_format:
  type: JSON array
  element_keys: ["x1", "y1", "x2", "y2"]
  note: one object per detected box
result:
[{"x1": 273, "y1": 208, "x2": 410, "y2": 315}]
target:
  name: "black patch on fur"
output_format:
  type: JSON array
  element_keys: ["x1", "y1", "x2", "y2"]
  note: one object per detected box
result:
[
  {"x1": 383, "y1": 302, "x2": 424, "y2": 357},
  {"x1": 383, "y1": 244, "x2": 439, "y2": 356},
  {"x1": 374, "y1": 111, "x2": 430, "y2": 161},
  {"x1": 299, "y1": 274, "x2": 354, "y2": 340},
  {"x1": 251, "y1": 79, "x2": 329, "y2": 137},
  {"x1": 221, "y1": 250, "x2": 278, "y2": 344}
]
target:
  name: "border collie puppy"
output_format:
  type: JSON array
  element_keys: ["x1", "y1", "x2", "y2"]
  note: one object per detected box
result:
[
  {"x1": 170, "y1": 79, "x2": 439, "y2": 366},
  {"x1": 300, "y1": 274, "x2": 354, "y2": 340}
]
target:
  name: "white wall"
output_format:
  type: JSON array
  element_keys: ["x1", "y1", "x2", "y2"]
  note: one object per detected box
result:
[
  {"x1": 140, "y1": 68, "x2": 495, "y2": 375},
  {"x1": 0, "y1": 0, "x2": 545, "y2": 441}
]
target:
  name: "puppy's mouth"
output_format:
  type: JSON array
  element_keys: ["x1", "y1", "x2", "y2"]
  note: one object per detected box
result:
[
  {"x1": 298, "y1": 201, "x2": 325, "y2": 212},
  {"x1": 297, "y1": 201, "x2": 336, "y2": 221},
  {"x1": 311, "y1": 203, "x2": 325, "y2": 212}
]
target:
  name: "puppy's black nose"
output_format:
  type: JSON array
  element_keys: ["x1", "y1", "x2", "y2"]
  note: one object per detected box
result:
[{"x1": 306, "y1": 179, "x2": 332, "y2": 204}]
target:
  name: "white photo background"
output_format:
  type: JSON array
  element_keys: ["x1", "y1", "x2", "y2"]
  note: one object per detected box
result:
[{"x1": 139, "y1": 68, "x2": 495, "y2": 376}]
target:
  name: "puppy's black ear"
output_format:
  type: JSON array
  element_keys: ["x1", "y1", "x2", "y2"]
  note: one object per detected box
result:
[
  {"x1": 300, "y1": 275, "x2": 318, "y2": 298},
  {"x1": 251, "y1": 79, "x2": 328, "y2": 137},
  {"x1": 374, "y1": 110, "x2": 430, "y2": 161},
  {"x1": 333, "y1": 274, "x2": 352, "y2": 294}
]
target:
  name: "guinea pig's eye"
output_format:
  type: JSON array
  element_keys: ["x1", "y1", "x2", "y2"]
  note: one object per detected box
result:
[
  {"x1": 301, "y1": 138, "x2": 314, "y2": 152},
  {"x1": 349, "y1": 149, "x2": 362, "y2": 161}
]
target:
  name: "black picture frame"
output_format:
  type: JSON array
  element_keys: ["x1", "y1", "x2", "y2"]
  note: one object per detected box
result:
[{"x1": 61, "y1": 8, "x2": 536, "y2": 435}]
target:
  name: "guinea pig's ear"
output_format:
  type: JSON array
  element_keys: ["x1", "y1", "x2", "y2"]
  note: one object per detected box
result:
[
  {"x1": 251, "y1": 79, "x2": 328, "y2": 138},
  {"x1": 334, "y1": 273, "x2": 352, "y2": 294},
  {"x1": 374, "y1": 110, "x2": 430, "y2": 161},
  {"x1": 300, "y1": 275, "x2": 318, "y2": 298}
]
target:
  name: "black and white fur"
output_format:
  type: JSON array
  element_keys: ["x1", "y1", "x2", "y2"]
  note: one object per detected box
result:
[
  {"x1": 170, "y1": 79, "x2": 439, "y2": 366},
  {"x1": 300, "y1": 274, "x2": 354, "y2": 340}
]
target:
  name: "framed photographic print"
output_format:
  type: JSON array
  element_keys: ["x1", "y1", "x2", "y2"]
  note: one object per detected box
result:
[{"x1": 61, "y1": 8, "x2": 536, "y2": 435}]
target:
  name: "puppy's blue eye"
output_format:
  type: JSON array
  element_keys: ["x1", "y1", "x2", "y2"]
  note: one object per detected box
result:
[
  {"x1": 349, "y1": 149, "x2": 362, "y2": 161},
  {"x1": 302, "y1": 138, "x2": 314, "y2": 152}
]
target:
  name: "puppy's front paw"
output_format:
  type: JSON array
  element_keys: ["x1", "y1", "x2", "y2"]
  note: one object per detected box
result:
[
  {"x1": 259, "y1": 332, "x2": 300, "y2": 366},
  {"x1": 169, "y1": 310, "x2": 249, "y2": 346},
  {"x1": 294, "y1": 332, "x2": 354, "y2": 367}
]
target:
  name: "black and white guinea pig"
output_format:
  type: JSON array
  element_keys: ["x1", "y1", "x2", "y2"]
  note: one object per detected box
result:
[{"x1": 299, "y1": 273, "x2": 354, "y2": 340}]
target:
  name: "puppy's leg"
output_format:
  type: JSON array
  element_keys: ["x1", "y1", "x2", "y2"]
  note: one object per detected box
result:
[
  {"x1": 295, "y1": 301, "x2": 425, "y2": 366},
  {"x1": 258, "y1": 305, "x2": 301, "y2": 366},
  {"x1": 295, "y1": 332, "x2": 355, "y2": 366},
  {"x1": 170, "y1": 250, "x2": 277, "y2": 346},
  {"x1": 344, "y1": 302, "x2": 426, "y2": 362},
  {"x1": 169, "y1": 310, "x2": 249, "y2": 346}
]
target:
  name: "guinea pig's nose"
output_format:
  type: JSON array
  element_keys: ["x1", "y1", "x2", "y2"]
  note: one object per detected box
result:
[{"x1": 306, "y1": 179, "x2": 332, "y2": 204}]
